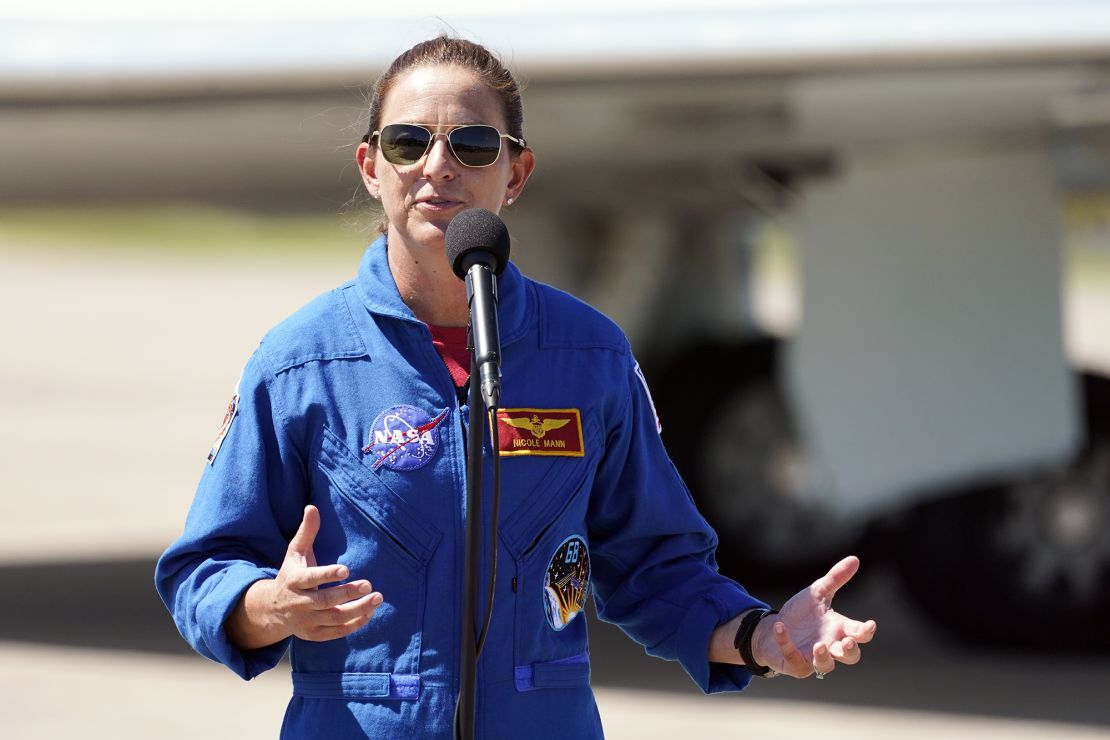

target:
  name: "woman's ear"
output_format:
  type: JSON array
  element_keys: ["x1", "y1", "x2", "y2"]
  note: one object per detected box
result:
[
  {"x1": 356, "y1": 141, "x2": 380, "y2": 199},
  {"x1": 504, "y1": 148, "x2": 536, "y2": 205}
]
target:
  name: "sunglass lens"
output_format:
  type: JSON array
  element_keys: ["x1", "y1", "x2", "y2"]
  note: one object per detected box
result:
[
  {"x1": 449, "y1": 125, "x2": 502, "y2": 167},
  {"x1": 380, "y1": 125, "x2": 430, "y2": 165}
]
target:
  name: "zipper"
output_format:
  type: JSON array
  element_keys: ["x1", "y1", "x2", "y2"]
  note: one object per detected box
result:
[{"x1": 457, "y1": 384, "x2": 469, "y2": 456}]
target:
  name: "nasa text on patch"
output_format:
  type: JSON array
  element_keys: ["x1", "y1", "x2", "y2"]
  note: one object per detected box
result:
[
  {"x1": 362, "y1": 405, "x2": 448, "y2": 471},
  {"x1": 496, "y1": 408, "x2": 584, "y2": 457}
]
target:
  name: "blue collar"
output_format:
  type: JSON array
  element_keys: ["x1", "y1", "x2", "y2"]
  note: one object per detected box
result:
[{"x1": 354, "y1": 235, "x2": 534, "y2": 346}]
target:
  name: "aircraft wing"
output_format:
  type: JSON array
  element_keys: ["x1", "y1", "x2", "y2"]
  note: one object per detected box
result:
[
  {"x1": 1, "y1": 1, "x2": 1108, "y2": 201},
  {"x1": 1, "y1": 0, "x2": 1107, "y2": 513}
]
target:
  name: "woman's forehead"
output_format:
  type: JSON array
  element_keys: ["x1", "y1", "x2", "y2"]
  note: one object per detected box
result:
[{"x1": 379, "y1": 65, "x2": 505, "y2": 127}]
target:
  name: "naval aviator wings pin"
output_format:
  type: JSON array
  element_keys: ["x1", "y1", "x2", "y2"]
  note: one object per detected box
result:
[{"x1": 495, "y1": 408, "x2": 584, "y2": 457}]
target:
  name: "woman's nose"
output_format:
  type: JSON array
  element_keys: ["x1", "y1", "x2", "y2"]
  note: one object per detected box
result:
[{"x1": 423, "y1": 134, "x2": 457, "y2": 178}]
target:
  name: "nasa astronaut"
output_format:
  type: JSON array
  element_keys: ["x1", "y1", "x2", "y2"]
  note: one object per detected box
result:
[{"x1": 156, "y1": 35, "x2": 876, "y2": 740}]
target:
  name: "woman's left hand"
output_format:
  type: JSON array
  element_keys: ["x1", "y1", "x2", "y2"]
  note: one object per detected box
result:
[{"x1": 751, "y1": 555, "x2": 877, "y2": 678}]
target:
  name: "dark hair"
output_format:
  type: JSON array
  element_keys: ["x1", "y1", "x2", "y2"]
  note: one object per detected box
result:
[
  {"x1": 360, "y1": 36, "x2": 526, "y2": 234},
  {"x1": 367, "y1": 35, "x2": 524, "y2": 143}
]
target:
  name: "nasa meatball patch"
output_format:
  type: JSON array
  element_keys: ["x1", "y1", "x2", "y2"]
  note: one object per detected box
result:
[
  {"x1": 362, "y1": 405, "x2": 448, "y2": 471},
  {"x1": 543, "y1": 535, "x2": 591, "y2": 631}
]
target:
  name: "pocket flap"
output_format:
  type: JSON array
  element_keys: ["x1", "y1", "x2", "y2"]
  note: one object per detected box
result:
[
  {"x1": 318, "y1": 427, "x2": 443, "y2": 565},
  {"x1": 501, "y1": 411, "x2": 599, "y2": 559},
  {"x1": 513, "y1": 653, "x2": 591, "y2": 691},
  {"x1": 293, "y1": 672, "x2": 421, "y2": 700}
]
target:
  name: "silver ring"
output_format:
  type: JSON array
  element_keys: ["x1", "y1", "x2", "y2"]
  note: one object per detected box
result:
[{"x1": 814, "y1": 671, "x2": 827, "y2": 680}]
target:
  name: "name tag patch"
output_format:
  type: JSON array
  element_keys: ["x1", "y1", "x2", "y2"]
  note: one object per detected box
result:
[{"x1": 496, "y1": 408, "x2": 584, "y2": 457}]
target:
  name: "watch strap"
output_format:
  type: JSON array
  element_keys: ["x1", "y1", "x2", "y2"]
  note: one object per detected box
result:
[{"x1": 733, "y1": 608, "x2": 780, "y2": 677}]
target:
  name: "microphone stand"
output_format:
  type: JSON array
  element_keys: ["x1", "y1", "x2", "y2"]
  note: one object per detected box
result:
[
  {"x1": 454, "y1": 351, "x2": 483, "y2": 740},
  {"x1": 454, "y1": 334, "x2": 503, "y2": 740}
]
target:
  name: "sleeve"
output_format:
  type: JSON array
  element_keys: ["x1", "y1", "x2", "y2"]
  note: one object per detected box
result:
[
  {"x1": 155, "y1": 348, "x2": 308, "y2": 680},
  {"x1": 586, "y1": 351, "x2": 768, "y2": 694}
]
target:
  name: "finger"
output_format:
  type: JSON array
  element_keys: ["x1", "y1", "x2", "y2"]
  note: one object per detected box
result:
[
  {"x1": 306, "y1": 593, "x2": 383, "y2": 637},
  {"x1": 844, "y1": 618, "x2": 878, "y2": 643},
  {"x1": 287, "y1": 505, "x2": 321, "y2": 564},
  {"x1": 314, "y1": 591, "x2": 382, "y2": 626},
  {"x1": 289, "y1": 563, "x2": 350, "y2": 590},
  {"x1": 834, "y1": 617, "x2": 877, "y2": 644},
  {"x1": 812, "y1": 643, "x2": 836, "y2": 675},
  {"x1": 812, "y1": 555, "x2": 860, "y2": 600},
  {"x1": 313, "y1": 580, "x2": 374, "y2": 609},
  {"x1": 828, "y1": 636, "x2": 861, "y2": 665},
  {"x1": 306, "y1": 614, "x2": 374, "y2": 642},
  {"x1": 329, "y1": 591, "x2": 383, "y2": 623},
  {"x1": 771, "y1": 621, "x2": 814, "y2": 677}
]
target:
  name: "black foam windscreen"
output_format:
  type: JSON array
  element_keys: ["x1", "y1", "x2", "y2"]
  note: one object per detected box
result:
[{"x1": 445, "y1": 208, "x2": 511, "y2": 279}]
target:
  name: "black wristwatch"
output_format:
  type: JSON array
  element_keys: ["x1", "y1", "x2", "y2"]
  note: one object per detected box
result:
[{"x1": 733, "y1": 608, "x2": 780, "y2": 677}]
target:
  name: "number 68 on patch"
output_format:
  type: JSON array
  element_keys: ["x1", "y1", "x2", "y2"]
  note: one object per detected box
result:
[{"x1": 543, "y1": 535, "x2": 590, "y2": 631}]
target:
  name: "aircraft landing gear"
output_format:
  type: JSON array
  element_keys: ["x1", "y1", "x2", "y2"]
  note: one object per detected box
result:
[
  {"x1": 653, "y1": 338, "x2": 859, "y2": 586},
  {"x1": 893, "y1": 374, "x2": 1110, "y2": 650}
]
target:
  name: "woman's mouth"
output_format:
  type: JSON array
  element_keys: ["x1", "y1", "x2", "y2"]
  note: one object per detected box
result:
[{"x1": 416, "y1": 197, "x2": 461, "y2": 211}]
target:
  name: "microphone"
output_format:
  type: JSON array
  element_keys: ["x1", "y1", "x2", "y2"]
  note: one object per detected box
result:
[{"x1": 445, "y1": 208, "x2": 511, "y2": 409}]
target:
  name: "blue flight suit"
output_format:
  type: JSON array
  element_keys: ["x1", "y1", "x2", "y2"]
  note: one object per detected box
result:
[{"x1": 156, "y1": 237, "x2": 766, "y2": 738}]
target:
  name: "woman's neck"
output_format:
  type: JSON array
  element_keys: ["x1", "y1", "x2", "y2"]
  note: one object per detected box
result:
[{"x1": 386, "y1": 231, "x2": 470, "y2": 327}]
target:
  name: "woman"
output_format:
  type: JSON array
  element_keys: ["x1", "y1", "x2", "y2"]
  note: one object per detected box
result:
[{"x1": 156, "y1": 36, "x2": 876, "y2": 739}]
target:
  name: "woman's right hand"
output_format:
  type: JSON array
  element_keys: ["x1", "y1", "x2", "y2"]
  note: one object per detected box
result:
[{"x1": 225, "y1": 505, "x2": 384, "y2": 650}]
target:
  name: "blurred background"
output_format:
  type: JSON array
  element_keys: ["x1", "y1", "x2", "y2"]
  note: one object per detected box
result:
[{"x1": 2, "y1": 1, "x2": 1109, "y2": 737}]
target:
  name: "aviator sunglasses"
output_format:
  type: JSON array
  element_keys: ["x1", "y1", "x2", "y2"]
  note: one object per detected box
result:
[{"x1": 365, "y1": 123, "x2": 526, "y2": 168}]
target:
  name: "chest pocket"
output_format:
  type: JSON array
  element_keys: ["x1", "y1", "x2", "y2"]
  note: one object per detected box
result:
[
  {"x1": 500, "y1": 411, "x2": 601, "y2": 690},
  {"x1": 313, "y1": 426, "x2": 443, "y2": 676},
  {"x1": 500, "y1": 410, "x2": 600, "y2": 560}
]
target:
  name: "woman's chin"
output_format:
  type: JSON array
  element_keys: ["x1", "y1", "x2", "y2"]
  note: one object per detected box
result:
[{"x1": 392, "y1": 221, "x2": 450, "y2": 252}]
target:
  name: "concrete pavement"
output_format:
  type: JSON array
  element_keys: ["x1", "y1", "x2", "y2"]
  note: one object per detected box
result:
[
  {"x1": 2, "y1": 641, "x2": 1106, "y2": 740},
  {"x1": 2, "y1": 242, "x2": 1108, "y2": 739}
]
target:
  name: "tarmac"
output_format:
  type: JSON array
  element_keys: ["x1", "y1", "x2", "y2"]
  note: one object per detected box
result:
[
  {"x1": 1, "y1": 244, "x2": 1108, "y2": 739},
  {"x1": 2, "y1": 638, "x2": 1107, "y2": 740}
]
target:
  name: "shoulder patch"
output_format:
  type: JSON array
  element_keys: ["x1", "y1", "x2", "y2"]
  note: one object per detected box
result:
[{"x1": 206, "y1": 371, "x2": 243, "y2": 465}]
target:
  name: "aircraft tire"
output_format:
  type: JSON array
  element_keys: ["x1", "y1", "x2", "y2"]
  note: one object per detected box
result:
[
  {"x1": 893, "y1": 372, "x2": 1110, "y2": 649},
  {"x1": 651, "y1": 337, "x2": 860, "y2": 587}
]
